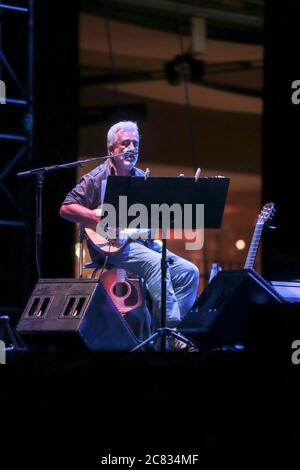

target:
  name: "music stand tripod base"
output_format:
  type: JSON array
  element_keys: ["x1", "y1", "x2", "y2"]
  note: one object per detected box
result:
[{"x1": 131, "y1": 327, "x2": 196, "y2": 352}]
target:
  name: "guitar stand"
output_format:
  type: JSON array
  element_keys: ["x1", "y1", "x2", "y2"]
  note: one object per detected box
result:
[{"x1": 131, "y1": 238, "x2": 195, "y2": 352}]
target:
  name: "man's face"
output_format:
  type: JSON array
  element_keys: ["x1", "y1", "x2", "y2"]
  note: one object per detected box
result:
[{"x1": 110, "y1": 128, "x2": 139, "y2": 173}]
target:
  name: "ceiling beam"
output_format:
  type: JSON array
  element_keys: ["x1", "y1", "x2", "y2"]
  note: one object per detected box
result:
[
  {"x1": 80, "y1": 0, "x2": 263, "y2": 44},
  {"x1": 109, "y1": 0, "x2": 263, "y2": 29}
]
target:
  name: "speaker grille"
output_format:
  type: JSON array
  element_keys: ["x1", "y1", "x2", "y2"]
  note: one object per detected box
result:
[
  {"x1": 27, "y1": 296, "x2": 53, "y2": 318},
  {"x1": 60, "y1": 296, "x2": 88, "y2": 318}
]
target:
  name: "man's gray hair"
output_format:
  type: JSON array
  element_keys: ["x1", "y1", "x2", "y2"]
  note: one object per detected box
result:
[{"x1": 107, "y1": 121, "x2": 139, "y2": 149}]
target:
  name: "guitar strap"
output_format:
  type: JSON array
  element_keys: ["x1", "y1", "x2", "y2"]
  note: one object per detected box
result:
[
  {"x1": 100, "y1": 159, "x2": 117, "y2": 209},
  {"x1": 100, "y1": 178, "x2": 107, "y2": 209}
]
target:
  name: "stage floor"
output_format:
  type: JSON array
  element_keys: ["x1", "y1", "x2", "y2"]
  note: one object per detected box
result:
[{"x1": 2, "y1": 346, "x2": 300, "y2": 452}]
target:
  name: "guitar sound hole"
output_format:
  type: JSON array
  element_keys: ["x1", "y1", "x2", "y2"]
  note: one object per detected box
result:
[{"x1": 113, "y1": 282, "x2": 129, "y2": 297}]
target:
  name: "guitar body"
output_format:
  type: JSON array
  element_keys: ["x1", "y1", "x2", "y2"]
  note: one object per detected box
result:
[{"x1": 100, "y1": 269, "x2": 143, "y2": 315}]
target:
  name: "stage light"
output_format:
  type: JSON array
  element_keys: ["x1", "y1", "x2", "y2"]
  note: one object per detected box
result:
[{"x1": 235, "y1": 239, "x2": 246, "y2": 250}]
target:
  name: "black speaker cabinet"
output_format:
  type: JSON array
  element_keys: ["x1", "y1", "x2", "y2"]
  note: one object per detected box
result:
[
  {"x1": 16, "y1": 278, "x2": 142, "y2": 351},
  {"x1": 270, "y1": 280, "x2": 300, "y2": 303},
  {"x1": 180, "y1": 269, "x2": 284, "y2": 347}
]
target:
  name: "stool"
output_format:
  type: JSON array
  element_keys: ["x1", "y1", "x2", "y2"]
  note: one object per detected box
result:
[{"x1": 83, "y1": 259, "x2": 113, "y2": 279}]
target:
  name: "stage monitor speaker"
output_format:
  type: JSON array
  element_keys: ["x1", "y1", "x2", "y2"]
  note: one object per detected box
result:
[
  {"x1": 243, "y1": 302, "x2": 300, "y2": 361},
  {"x1": 16, "y1": 278, "x2": 144, "y2": 351},
  {"x1": 270, "y1": 280, "x2": 300, "y2": 303},
  {"x1": 179, "y1": 269, "x2": 284, "y2": 347}
]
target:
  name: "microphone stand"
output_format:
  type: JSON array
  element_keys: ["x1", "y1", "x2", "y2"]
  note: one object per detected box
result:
[{"x1": 17, "y1": 152, "x2": 122, "y2": 279}]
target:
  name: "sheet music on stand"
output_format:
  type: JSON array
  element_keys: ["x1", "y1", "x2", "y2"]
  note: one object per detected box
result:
[{"x1": 103, "y1": 175, "x2": 229, "y2": 229}]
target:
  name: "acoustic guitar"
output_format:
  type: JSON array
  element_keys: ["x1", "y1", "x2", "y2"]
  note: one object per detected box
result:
[{"x1": 244, "y1": 202, "x2": 276, "y2": 269}]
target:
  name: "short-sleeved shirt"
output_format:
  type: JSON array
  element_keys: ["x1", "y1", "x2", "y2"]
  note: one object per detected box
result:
[
  {"x1": 62, "y1": 160, "x2": 146, "y2": 262},
  {"x1": 62, "y1": 160, "x2": 145, "y2": 209}
]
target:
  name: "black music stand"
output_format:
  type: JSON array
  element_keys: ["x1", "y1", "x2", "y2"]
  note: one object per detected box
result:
[{"x1": 103, "y1": 175, "x2": 229, "y2": 351}]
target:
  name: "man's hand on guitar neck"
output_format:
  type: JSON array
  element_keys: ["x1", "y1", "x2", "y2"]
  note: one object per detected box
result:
[{"x1": 60, "y1": 204, "x2": 102, "y2": 229}]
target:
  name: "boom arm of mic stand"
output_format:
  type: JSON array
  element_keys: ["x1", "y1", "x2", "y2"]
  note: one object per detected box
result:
[{"x1": 17, "y1": 153, "x2": 122, "y2": 178}]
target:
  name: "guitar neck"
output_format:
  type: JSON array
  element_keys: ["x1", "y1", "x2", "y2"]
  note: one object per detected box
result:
[{"x1": 244, "y1": 223, "x2": 264, "y2": 269}]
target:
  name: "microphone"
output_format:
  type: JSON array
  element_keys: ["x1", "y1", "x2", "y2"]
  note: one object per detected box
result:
[
  {"x1": 122, "y1": 147, "x2": 137, "y2": 157},
  {"x1": 107, "y1": 148, "x2": 134, "y2": 158},
  {"x1": 107, "y1": 148, "x2": 138, "y2": 159}
]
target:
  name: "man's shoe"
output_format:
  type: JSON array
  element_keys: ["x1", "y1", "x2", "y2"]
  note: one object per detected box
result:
[{"x1": 168, "y1": 335, "x2": 199, "y2": 352}]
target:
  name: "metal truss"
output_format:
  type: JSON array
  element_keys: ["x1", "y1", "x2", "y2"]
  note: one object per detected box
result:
[
  {"x1": 0, "y1": 1, "x2": 33, "y2": 311},
  {"x1": 0, "y1": 1, "x2": 33, "y2": 227}
]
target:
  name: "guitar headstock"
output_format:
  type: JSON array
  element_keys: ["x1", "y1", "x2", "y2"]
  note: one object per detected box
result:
[{"x1": 257, "y1": 202, "x2": 276, "y2": 224}]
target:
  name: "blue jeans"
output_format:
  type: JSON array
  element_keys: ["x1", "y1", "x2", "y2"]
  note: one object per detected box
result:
[{"x1": 105, "y1": 239, "x2": 199, "y2": 328}]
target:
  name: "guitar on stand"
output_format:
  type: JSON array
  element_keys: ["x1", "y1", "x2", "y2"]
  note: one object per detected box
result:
[
  {"x1": 207, "y1": 202, "x2": 276, "y2": 283},
  {"x1": 244, "y1": 202, "x2": 276, "y2": 270}
]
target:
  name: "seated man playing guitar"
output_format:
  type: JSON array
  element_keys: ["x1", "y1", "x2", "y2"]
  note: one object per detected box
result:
[{"x1": 60, "y1": 120, "x2": 199, "y2": 349}]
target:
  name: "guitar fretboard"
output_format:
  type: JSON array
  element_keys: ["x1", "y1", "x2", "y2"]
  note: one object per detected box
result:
[
  {"x1": 244, "y1": 223, "x2": 264, "y2": 269},
  {"x1": 116, "y1": 269, "x2": 126, "y2": 283}
]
